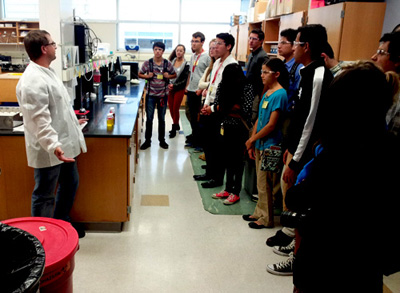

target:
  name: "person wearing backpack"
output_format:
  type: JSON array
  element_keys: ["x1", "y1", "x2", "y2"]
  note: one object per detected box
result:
[{"x1": 139, "y1": 42, "x2": 176, "y2": 150}]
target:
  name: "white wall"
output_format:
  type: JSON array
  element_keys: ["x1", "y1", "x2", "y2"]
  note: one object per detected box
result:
[
  {"x1": 382, "y1": 0, "x2": 400, "y2": 34},
  {"x1": 39, "y1": 0, "x2": 73, "y2": 79}
]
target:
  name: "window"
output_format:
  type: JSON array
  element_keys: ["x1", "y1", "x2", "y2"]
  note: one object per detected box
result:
[
  {"x1": 181, "y1": 0, "x2": 241, "y2": 23},
  {"x1": 180, "y1": 24, "x2": 232, "y2": 52},
  {"x1": 119, "y1": 23, "x2": 179, "y2": 52},
  {"x1": 2, "y1": 0, "x2": 39, "y2": 20},
  {"x1": 119, "y1": 0, "x2": 180, "y2": 22},
  {"x1": 72, "y1": 0, "x2": 117, "y2": 21},
  {"x1": 1, "y1": 0, "x2": 241, "y2": 52},
  {"x1": 117, "y1": 0, "x2": 240, "y2": 52}
]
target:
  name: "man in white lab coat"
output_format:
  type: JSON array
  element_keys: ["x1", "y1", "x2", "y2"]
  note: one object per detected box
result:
[{"x1": 16, "y1": 30, "x2": 87, "y2": 234}]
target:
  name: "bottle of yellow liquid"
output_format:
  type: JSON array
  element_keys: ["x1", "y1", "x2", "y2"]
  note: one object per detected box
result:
[{"x1": 106, "y1": 113, "x2": 114, "y2": 131}]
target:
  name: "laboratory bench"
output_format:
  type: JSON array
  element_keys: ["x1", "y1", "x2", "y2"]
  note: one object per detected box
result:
[{"x1": 0, "y1": 80, "x2": 145, "y2": 231}]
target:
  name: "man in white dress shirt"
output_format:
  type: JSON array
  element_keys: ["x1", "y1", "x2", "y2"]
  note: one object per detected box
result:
[
  {"x1": 200, "y1": 33, "x2": 237, "y2": 188},
  {"x1": 16, "y1": 30, "x2": 87, "y2": 235}
]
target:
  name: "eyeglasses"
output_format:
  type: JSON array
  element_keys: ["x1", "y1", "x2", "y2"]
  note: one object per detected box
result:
[
  {"x1": 214, "y1": 41, "x2": 225, "y2": 46},
  {"x1": 191, "y1": 40, "x2": 201, "y2": 44},
  {"x1": 261, "y1": 70, "x2": 276, "y2": 74},
  {"x1": 249, "y1": 37, "x2": 259, "y2": 41},
  {"x1": 376, "y1": 49, "x2": 390, "y2": 56},
  {"x1": 293, "y1": 41, "x2": 305, "y2": 47},
  {"x1": 278, "y1": 41, "x2": 292, "y2": 45},
  {"x1": 44, "y1": 42, "x2": 57, "y2": 47}
]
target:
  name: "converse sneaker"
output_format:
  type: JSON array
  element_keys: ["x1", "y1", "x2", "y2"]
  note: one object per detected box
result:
[
  {"x1": 273, "y1": 239, "x2": 295, "y2": 257},
  {"x1": 223, "y1": 194, "x2": 240, "y2": 205},
  {"x1": 212, "y1": 190, "x2": 230, "y2": 199},
  {"x1": 266, "y1": 252, "x2": 294, "y2": 276},
  {"x1": 266, "y1": 229, "x2": 294, "y2": 247}
]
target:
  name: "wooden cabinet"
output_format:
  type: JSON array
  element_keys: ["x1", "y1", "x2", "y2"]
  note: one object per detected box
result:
[
  {"x1": 229, "y1": 25, "x2": 239, "y2": 59},
  {"x1": 234, "y1": 2, "x2": 385, "y2": 63},
  {"x1": 307, "y1": 2, "x2": 386, "y2": 61},
  {"x1": 0, "y1": 21, "x2": 39, "y2": 44},
  {"x1": 0, "y1": 136, "x2": 34, "y2": 219},
  {"x1": 0, "y1": 73, "x2": 21, "y2": 102},
  {"x1": 263, "y1": 17, "x2": 280, "y2": 57},
  {"x1": 279, "y1": 10, "x2": 306, "y2": 35},
  {"x1": 0, "y1": 135, "x2": 132, "y2": 223},
  {"x1": 236, "y1": 22, "x2": 250, "y2": 62}
]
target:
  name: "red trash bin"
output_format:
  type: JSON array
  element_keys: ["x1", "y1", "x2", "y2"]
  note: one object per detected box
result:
[{"x1": 2, "y1": 217, "x2": 79, "y2": 293}]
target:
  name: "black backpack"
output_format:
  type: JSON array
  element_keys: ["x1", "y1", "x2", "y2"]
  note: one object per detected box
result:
[{"x1": 148, "y1": 58, "x2": 169, "y2": 93}]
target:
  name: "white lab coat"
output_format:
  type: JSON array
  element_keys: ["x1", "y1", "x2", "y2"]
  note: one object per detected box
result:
[{"x1": 16, "y1": 61, "x2": 87, "y2": 169}]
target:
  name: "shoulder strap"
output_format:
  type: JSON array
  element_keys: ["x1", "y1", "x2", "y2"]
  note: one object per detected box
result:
[
  {"x1": 149, "y1": 58, "x2": 154, "y2": 72},
  {"x1": 163, "y1": 59, "x2": 168, "y2": 72},
  {"x1": 289, "y1": 62, "x2": 300, "y2": 83}
]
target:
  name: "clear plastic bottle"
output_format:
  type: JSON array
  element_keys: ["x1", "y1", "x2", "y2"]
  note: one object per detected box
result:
[
  {"x1": 109, "y1": 107, "x2": 115, "y2": 121},
  {"x1": 2, "y1": 31, "x2": 8, "y2": 43},
  {"x1": 9, "y1": 31, "x2": 17, "y2": 43}
]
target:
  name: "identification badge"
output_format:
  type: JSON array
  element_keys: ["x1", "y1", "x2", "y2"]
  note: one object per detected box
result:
[
  {"x1": 209, "y1": 85, "x2": 214, "y2": 95},
  {"x1": 262, "y1": 100, "x2": 269, "y2": 109},
  {"x1": 157, "y1": 73, "x2": 163, "y2": 80},
  {"x1": 220, "y1": 123, "x2": 224, "y2": 136}
]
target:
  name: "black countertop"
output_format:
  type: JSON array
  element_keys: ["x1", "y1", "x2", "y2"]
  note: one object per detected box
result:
[{"x1": 0, "y1": 80, "x2": 145, "y2": 138}]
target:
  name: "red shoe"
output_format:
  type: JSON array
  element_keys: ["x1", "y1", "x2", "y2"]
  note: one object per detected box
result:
[
  {"x1": 212, "y1": 190, "x2": 230, "y2": 199},
  {"x1": 223, "y1": 194, "x2": 240, "y2": 205}
]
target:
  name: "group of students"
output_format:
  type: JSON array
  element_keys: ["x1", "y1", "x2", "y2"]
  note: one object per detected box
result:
[{"x1": 139, "y1": 25, "x2": 400, "y2": 291}]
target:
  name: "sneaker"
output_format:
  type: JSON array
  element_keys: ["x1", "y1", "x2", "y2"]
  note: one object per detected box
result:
[
  {"x1": 266, "y1": 252, "x2": 294, "y2": 276},
  {"x1": 266, "y1": 229, "x2": 294, "y2": 247},
  {"x1": 140, "y1": 140, "x2": 151, "y2": 150},
  {"x1": 273, "y1": 239, "x2": 295, "y2": 257},
  {"x1": 184, "y1": 142, "x2": 193, "y2": 148},
  {"x1": 185, "y1": 135, "x2": 193, "y2": 144},
  {"x1": 223, "y1": 194, "x2": 240, "y2": 205},
  {"x1": 159, "y1": 141, "x2": 169, "y2": 149},
  {"x1": 193, "y1": 147, "x2": 203, "y2": 153},
  {"x1": 212, "y1": 190, "x2": 230, "y2": 199},
  {"x1": 250, "y1": 194, "x2": 259, "y2": 202}
]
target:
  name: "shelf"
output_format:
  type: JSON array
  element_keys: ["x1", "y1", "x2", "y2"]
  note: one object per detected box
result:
[
  {"x1": 265, "y1": 41, "x2": 279, "y2": 44},
  {"x1": 0, "y1": 20, "x2": 39, "y2": 45}
]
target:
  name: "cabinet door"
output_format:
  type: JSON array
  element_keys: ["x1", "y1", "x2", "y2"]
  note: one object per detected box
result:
[
  {"x1": 279, "y1": 11, "x2": 305, "y2": 34},
  {"x1": 0, "y1": 136, "x2": 34, "y2": 220},
  {"x1": 237, "y1": 23, "x2": 249, "y2": 62},
  {"x1": 70, "y1": 137, "x2": 130, "y2": 222},
  {"x1": 339, "y1": 2, "x2": 386, "y2": 61},
  {"x1": 307, "y1": 3, "x2": 344, "y2": 61},
  {"x1": 230, "y1": 25, "x2": 239, "y2": 59}
]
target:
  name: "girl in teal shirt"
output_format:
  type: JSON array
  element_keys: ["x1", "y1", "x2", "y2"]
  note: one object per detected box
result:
[{"x1": 244, "y1": 58, "x2": 289, "y2": 229}]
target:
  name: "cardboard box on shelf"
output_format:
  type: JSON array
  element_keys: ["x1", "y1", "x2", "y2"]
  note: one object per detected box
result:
[
  {"x1": 266, "y1": 0, "x2": 277, "y2": 18},
  {"x1": 276, "y1": 0, "x2": 284, "y2": 16},
  {"x1": 254, "y1": 0, "x2": 268, "y2": 21},
  {"x1": 283, "y1": 0, "x2": 309, "y2": 15},
  {"x1": 248, "y1": 7, "x2": 255, "y2": 22}
]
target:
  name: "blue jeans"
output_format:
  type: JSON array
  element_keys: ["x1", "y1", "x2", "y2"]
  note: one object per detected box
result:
[
  {"x1": 145, "y1": 95, "x2": 168, "y2": 142},
  {"x1": 32, "y1": 160, "x2": 79, "y2": 221}
]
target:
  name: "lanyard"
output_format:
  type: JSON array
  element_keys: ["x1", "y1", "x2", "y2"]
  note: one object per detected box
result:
[
  {"x1": 192, "y1": 50, "x2": 204, "y2": 73},
  {"x1": 211, "y1": 62, "x2": 223, "y2": 85}
]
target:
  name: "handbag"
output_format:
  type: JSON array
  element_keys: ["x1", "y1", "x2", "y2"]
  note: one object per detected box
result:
[{"x1": 260, "y1": 145, "x2": 283, "y2": 173}]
